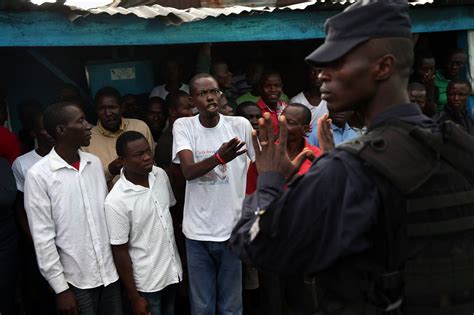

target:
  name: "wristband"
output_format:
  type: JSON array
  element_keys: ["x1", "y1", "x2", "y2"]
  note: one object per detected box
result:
[{"x1": 215, "y1": 152, "x2": 226, "y2": 165}]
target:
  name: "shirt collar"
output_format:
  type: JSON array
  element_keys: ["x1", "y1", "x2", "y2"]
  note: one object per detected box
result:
[
  {"x1": 119, "y1": 167, "x2": 156, "y2": 192},
  {"x1": 97, "y1": 118, "x2": 126, "y2": 137},
  {"x1": 48, "y1": 148, "x2": 92, "y2": 172},
  {"x1": 330, "y1": 122, "x2": 350, "y2": 132},
  {"x1": 369, "y1": 103, "x2": 436, "y2": 130}
]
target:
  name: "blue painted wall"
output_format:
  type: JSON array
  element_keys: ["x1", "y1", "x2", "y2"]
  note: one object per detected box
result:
[{"x1": 0, "y1": 6, "x2": 472, "y2": 46}]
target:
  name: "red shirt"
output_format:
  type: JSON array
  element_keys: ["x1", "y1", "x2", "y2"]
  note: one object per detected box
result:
[
  {"x1": 0, "y1": 126, "x2": 21, "y2": 165},
  {"x1": 256, "y1": 98, "x2": 288, "y2": 136},
  {"x1": 245, "y1": 139, "x2": 321, "y2": 195},
  {"x1": 297, "y1": 140, "x2": 321, "y2": 175}
]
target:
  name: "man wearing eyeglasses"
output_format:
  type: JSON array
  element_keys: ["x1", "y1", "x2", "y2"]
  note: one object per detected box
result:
[{"x1": 172, "y1": 73, "x2": 255, "y2": 315}]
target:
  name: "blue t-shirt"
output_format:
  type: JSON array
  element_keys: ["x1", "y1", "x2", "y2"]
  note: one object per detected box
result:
[{"x1": 309, "y1": 122, "x2": 358, "y2": 147}]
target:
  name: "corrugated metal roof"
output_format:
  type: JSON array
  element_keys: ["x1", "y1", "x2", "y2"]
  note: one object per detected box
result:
[{"x1": 30, "y1": 0, "x2": 434, "y2": 25}]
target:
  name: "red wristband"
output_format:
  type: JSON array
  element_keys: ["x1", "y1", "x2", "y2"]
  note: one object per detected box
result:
[{"x1": 215, "y1": 152, "x2": 226, "y2": 165}]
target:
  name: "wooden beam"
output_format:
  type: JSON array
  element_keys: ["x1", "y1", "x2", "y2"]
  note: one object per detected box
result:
[{"x1": 0, "y1": 6, "x2": 473, "y2": 46}]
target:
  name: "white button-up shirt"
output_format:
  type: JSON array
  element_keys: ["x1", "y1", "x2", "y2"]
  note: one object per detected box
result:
[
  {"x1": 105, "y1": 166, "x2": 182, "y2": 293},
  {"x1": 24, "y1": 148, "x2": 119, "y2": 294}
]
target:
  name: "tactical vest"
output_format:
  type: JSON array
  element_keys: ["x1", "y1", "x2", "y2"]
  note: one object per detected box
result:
[{"x1": 315, "y1": 120, "x2": 474, "y2": 315}]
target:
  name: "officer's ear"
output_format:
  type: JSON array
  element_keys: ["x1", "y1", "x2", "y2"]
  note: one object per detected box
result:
[{"x1": 373, "y1": 54, "x2": 396, "y2": 81}]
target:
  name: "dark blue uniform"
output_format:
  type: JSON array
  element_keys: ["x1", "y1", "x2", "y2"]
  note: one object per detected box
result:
[{"x1": 230, "y1": 104, "x2": 435, "y2": 274}]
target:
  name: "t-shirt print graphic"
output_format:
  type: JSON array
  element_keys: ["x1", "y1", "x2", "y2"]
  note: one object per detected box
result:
[{"x1": 195, "y1": 152, "x2": 229, "y2": 185}]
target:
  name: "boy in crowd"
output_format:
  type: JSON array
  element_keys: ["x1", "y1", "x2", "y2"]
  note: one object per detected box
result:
[
  {"x1": 172, "y1": 73, "x2": 254, "y2": 315},
  {"x1": 256, "y1": 71, "x2": 288, "y2": 135},
  {"x1": 407, "y1": 82, "x2": 427, "y2": 114},
  {"x1": 25, "y1": 101, "x2": 121, "y2": 315},
  {"x1": 436, "y1": 79, "x2": 474, "y2": 135},
  {"x1": 435, "y1": 48, "x2": 467, "y2": 110},
  {"x1": 142, "y1": 97, "x2": 168, "y2": 143},
  {"x1": 236, "y1": 101, "x2": 262, "y2": 131},
  {"x1": 410, "y1": 52, "x2": 438, "y2": 116},
  {"x1": 105, "y1": 131, "x2": 182, "y2": 315}
]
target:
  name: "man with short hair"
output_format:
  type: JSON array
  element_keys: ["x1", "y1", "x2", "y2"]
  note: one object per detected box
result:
[
  {"x1": 232, "y1": 1, "x2": 474, "y2": 314},
  {"x1": 410, "y1": 53, "x2": 438, "y2": 116},
  {"x1": 142, "y1": 97, "x2": 168, "y2": 143},
  {"x1": 309, "y1": 110, "x2": 358, "y2": 147},
  {"x1": 407, "y1": 82, "x2": 427, "y2": 112},
  {"x1": 82, "y1": 86, "x2": 154, "y2": 188},
  {"x1": 105, "y1": 130, "x2": 182, "y2": 315},
  {"x1": 256, "y1": 71, "x2": 288, "y2": 135},
  {"x1": 290, "y1": 65, "x2": 329, "y2": 127},
  {"x1": 435, "y1": 48, "x2": 468, "y2": 110},
  {"x1": 236, "y1": 101, "x2": 262, "y2": 130},
  {"x1": 436, "y1": 79, "x2": 474, "y2": 135},
  {"x1": 173, "y1": 73, "x2": 254, "y2": 315},
  {"x1": 24, "y1": 101, "x2": 121, "y2": 315}
]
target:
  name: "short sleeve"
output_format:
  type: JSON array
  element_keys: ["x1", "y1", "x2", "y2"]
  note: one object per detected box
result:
[
  {"x1": 12, "y1": 158, "x2": 25, "y2": 192},
  {"x1": 172, "y1": 119, "x2": 193, "y2": 164},
  {"x1": 163, "y1": 171, "x2": 177, "y2": 207},
  {"x1": 104, "y1": 202, "x2": 131, "y2": 245},
  {"x1": 243, "y1": 119, "x2": 256, "y2": 162}
]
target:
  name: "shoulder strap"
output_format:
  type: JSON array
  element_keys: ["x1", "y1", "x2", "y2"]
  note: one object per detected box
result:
[{"x1": 339, "y1": 121, "x2": 440, "y2": 194}]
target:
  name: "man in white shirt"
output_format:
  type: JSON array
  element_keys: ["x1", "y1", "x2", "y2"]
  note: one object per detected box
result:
[
  {"x1": 12, "y1": 111, "x2": 56, "y2": 314},
  {"x1": 290, "y1": 65, "x2": 328, "y2": 127},
  {"x1": 105, "y1": 130, "x2": 182, "y2": 315},
  {"x1": 172, "y1": 73, "x2": 255, "y2": 315},
  {"x1": 24, "y1": 101, "x2": 122, "y2": 315}
]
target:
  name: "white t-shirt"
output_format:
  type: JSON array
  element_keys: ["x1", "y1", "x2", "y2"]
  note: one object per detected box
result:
[
  {"x1": 172, "y1": 114, "x2": 255, "y2": 242},
  {"x1": 105, "y1": 166, "x2": 182, "y2": 293},
  {"x1": 290, "y1": 92, "x2": 328, "y2": 127},
  {"x1": 12, "y1": 150, "x2": 43, "y2": 192},
  {"x1": 149, "y1": 83, "x2": 189, "y2": 100}
]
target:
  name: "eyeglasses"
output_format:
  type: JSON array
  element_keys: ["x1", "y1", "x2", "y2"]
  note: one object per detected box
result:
[{"x1": 195, "y1": 88, "x2": 222, "y2": 98}]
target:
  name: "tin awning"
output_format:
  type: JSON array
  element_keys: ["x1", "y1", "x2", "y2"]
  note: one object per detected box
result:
[{"x1": 28, "y1": 0, "x2": 434, "y2": 25}]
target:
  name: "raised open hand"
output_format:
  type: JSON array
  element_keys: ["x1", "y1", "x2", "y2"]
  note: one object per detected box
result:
[
  {"x1": 252, "y1": 112, "x2": 314, "y2": 181},
  {"x1": 317, "y1": 114, "x2": 335, "y2": 153}
]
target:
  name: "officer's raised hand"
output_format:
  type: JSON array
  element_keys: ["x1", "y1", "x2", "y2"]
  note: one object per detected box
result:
[{"x1": 252, "y1": 112, "x2": 313, "y2": 180}]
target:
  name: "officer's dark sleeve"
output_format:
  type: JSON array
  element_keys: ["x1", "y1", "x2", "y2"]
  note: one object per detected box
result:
[{"x1": 230, "y1": 150, "x2": 380, "y2": 274}]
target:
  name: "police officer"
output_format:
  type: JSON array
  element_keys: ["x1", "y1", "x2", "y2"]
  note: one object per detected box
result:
[{"x1": 230, "y1": 1, "x2": 474, "y2": 314}]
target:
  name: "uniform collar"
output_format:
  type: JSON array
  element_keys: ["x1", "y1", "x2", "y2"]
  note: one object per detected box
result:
[
  {"x1": 97, "y1": 118, "x2": 126, "y2": 137},
  {"x1": 48, "y1": 147, "x2": 92, "y2": 172}
]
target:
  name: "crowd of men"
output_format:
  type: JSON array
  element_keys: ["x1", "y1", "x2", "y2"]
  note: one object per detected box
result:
[{"x1": 0, "y1": 1, "x2": 473, "y2": 314}]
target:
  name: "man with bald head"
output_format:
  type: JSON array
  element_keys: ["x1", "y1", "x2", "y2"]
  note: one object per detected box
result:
[{"x1": 231, "y1": 1, "x2": 474, "y2": 314}]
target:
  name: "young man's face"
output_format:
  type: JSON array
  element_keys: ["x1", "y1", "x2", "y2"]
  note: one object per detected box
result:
[
  {"x1": 445, "y1": 52, "x2": 467, "y2": 80},
  {"x1": 319, "y1": 43, "x2": 375, "y2": 113},
  {"x1": 283, "y1": 106, "x2": 309, "y2": 143},
  {"x1": 96, "y1": 96, "x2": 123, "y2": 132},
  {"x1": 121, "y1": 137, "x2": 153, "y2": 177},
  {"x1": 144, "y1": 101, "x2": 167, "y2": 133},
  {"x1": 261, "y1": 74, "x2": 283, "y2": 106},
  {"x1": 192, "y1": 77, "x2": 222, "y2": 118},
  {"x1": 241, "y1": 105, "x2": 262, "y2": 130},
  {"x1": 408, "y1": 89, "x2": 427, "y2": 110},
  {"x1": 415, "y1": 58, "x2": 435, "y2": 83},
  {"x1": 171, "y1": 95, "x2": 194, "y2": 119},
  {"x1": 60, "y1": 105, "x2": 92, "y2": 147},
  {"x1": 447, "y1": 83, "x2": 470, "y2": 111}
]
